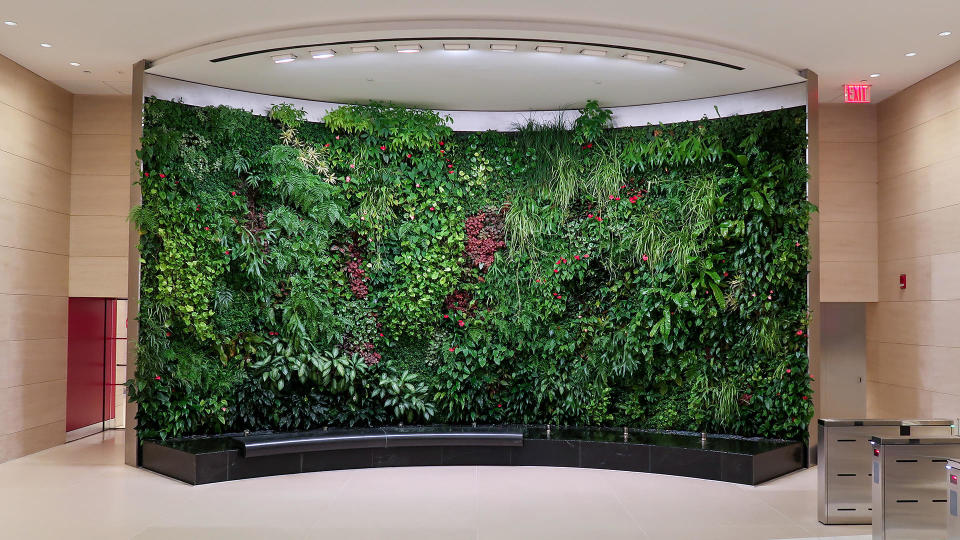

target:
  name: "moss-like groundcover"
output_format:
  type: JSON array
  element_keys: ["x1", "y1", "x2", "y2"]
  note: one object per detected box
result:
[{"x1": 130, "y1": 98, "x2": 814, "y2": 442}]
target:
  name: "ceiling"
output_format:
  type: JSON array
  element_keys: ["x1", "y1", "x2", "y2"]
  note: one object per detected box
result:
[{"x1": 1, "y1": 1, "x2": 958, "y2": 106}]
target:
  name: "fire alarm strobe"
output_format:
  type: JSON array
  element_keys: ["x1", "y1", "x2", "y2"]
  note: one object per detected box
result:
[{"x1": 899, "y1": 274, "x2": 907, "y2": 290}]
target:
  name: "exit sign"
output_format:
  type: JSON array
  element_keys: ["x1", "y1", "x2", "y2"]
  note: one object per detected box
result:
[{"x1": 844, "y1": 84, "x2": 872, "y2": 103}]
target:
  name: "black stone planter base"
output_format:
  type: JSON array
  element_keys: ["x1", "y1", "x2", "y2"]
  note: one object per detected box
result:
[{"x1": 141, "y1": 425, "x2": 803, "y2": 486}]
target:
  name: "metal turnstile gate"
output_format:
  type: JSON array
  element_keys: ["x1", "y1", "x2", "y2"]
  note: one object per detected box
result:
[
  {"x1": 818, "y1": 419, "x2": 953, "y2": 524},
  {"x1": 947, "y1": 458, "x2": 960, "y2": 540},
  {"x1": 871, "y1": 435, "x2": 960, "y2": 539}
]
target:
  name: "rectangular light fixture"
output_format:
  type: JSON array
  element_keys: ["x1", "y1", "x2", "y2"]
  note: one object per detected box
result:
[
  {"x1": 535, "y1": 45, "x2": 564, "y2": 53},
  {"x1": 271, "y1": 54, "x2": 297, "y2": 64},
  {"x1": 395, "y1": 43, "x2": 421, "y2": 53},
  {"x1": 351, "y1": 45, "x2": 379, "y2": 54},
  {"x1": 580, "y1": 49, "x2": 607, "y2": 57},
  {"x1": 660, "y1": 59, "x2": 686, "y2": 68},
  {"x1": 443, "y1": 43, "x2": 470, "y2": 51},
  {"x1": 623, "y1": 53, "x2": 649, "y2": 62},
  {"x1": 311, "y1": 49, "x2": 336, "y2": 59},
  {"x1": 489, "y1": 44, "x2": 517, "y2": 52}
]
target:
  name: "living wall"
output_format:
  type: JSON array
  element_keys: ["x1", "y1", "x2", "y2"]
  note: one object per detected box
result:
[{"x1": 130, "y1": 97, "x2": 814, "y2": 442}]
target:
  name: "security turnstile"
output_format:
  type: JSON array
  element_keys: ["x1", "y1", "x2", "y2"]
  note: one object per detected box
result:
[
  {"x1": 818, "y1": 419, "x2": 953, "y2": 524},
  {"x1": 871, "y1": 435, "x2": 960, "y2": 539},
  {"x1": 947, "y1": 458, "x2": 960, "y2": 539}
]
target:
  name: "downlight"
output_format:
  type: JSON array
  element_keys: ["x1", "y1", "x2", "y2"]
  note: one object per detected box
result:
[
  {"x1": 905, "y1": 52, "x2": 917, "y2": 57},
  {"x1": 3, "y1": 21, "x2": 17, "y2": 26},
  {"x1": 310, "y1": 50, "x2": 335, "y2": 59},
  {"x1": 69, "y1": 62, "x2": 80, "y2": 67},
  {"x1": 395, "y1": 43, "x2": 421, "y2": 53},
  {"x1": 443, "y1": 43, "x2": 470, "y2": 51},
  {"x1": 271, "y1": 54, "x2": 297, "y2": 64},
  {"x1": 660, "y1": 59, "x2": 686, "y2": 68},
  {"x1": 351, "y1": 45, "x2": 379, "y2": 54},
  {"x1": 489, "y1": 44, "x2": 517, "y2": 52},
  {"x1": 535, "y1": 45, "x2": 564, "y2": 53},
  {"x1": 939, "y1": 31, "x2": 952, "y2": 37},
  {"x1": 623, "y1": 53, "x2": 649, "y2": 62},
  {"x1": 580, "y1": 49, "x2": 607, "y2": 57}
]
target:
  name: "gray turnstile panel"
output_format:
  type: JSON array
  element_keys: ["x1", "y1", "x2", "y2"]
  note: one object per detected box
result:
[
  {"x1": 818, "y1": 419, "x2": 953, "y2": 525},
  {"x1": 947, "y1": 458, "x2": 960, "y2": 540},
  {"x1": 872, "y1": 436, "x2": 960, "y2": 539}
]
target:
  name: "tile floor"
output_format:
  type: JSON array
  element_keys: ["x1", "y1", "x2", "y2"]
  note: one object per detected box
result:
[{"x1": 0, "y1": 431, "x2": 872, "y2": 539}]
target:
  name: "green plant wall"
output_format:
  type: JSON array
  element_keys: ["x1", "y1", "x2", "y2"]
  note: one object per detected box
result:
[{"x1": 130, "y1": 98, "x2": 814, "y2": 442}]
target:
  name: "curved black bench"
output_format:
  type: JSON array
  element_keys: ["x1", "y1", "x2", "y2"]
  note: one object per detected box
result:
[
  {"x1": 141, "y1": 425, "x2": 802, "y2": 486},
  {"x1": 238, "y1": 426, "x2": 523, "y2": 458}
]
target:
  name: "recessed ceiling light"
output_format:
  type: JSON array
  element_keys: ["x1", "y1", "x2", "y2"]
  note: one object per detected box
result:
[
  {"x1": 69, "y1": 62, "x2": 80, "y2": 67},
  {"x1": 905, "y1": 52, "x2": 917, "y2": 57},
  {"x1": 490, "y1": 44, "x2": 517, "y2": 52},
  {"x1": 443, "y1": 43, "x2": 470, "y2": 51},
  {"x1": 623, "y1": 53, "x2": 649, "y2": 62},
  {"x1": 535, "y1": 45, "x2": 564, "y2": 53},
  {"x1": 395, "y1": 43, "x2": 421, "y2": 53},
  {"x1": 939, "y1": 31, "x2": 952, "y2": 37},
  {"x1": 870, "y1": 73, "x2": 880, "y2": 78},
  {"x1": 271, "y1": 54, "x2": 296, "y2": 64},
  {"x1": 660, "y1": 59, "x2": 686, "y2": 68},
  {"x1": 3, "y1": 21, "x2": 17, "y2": 26},
  {"x1": 580, "y1": 49, "x2": 607, "y2": 57},
  {"x1": 40, "y1": 43, "x2": 52, "y2": 48},
  {"x1": 310, "y1": 50, "x2": 335, "y2": 59},
  {"x1": 351, "y1": 45, "x2": 378, "y2": 54}
]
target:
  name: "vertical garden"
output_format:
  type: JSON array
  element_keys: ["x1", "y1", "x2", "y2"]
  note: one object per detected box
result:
[{"x1": 130, "y1": 98, "x2": 814, "y2": 442}]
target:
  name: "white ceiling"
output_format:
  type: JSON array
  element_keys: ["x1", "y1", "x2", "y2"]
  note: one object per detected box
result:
[{"x1": 1, "y1": 1, "x2": 958, "y2": 105}]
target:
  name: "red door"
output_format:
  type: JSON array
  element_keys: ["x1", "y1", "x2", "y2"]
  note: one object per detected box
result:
[{"x1": 66, "y1": 298, "x2": 117, "y2": 432}]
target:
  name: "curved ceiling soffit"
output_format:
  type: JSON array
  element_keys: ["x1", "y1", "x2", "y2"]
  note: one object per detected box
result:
[{"x1": 147, "y1": 18, "x2": 803, "y2": 78}]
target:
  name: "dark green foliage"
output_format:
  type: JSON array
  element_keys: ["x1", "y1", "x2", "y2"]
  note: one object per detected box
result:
[{"x1": 129, "y1": 98, "x2": 814, "y2": 442}]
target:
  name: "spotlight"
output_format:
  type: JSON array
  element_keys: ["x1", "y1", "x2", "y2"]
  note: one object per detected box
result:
[
  {"x1": 580, "y1": 49, "x2": 607, "y2": 57},
  {"x1": 271, "y1": 54, "x2": 297, "y2": 64},
  {"x1": 535, "y1": 45, "x2": 564, "y2": 53},
  {"x1": 395, "y1": 44, "x2": 421, "y2": 53},
  {"x1": 623, "y1": 53, "x2": 649, "y2": 62},
  {"x1": 311, "y1": 50, "x2": 335, "y2": 59},
  {"x1": 443, "y1": 43, "x2": 470, "y2": 51},
  {"x1": 351, "y1": 45, "x2": 379, "y2": 54},
  {"x1": 660, "y1": 59, "x2": 686, "y2": 68},
  {"x1": 489, "y1": 44, "x2": 517, "y2": 52}
]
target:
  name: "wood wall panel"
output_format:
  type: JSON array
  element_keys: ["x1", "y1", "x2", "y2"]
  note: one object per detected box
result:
[
  {"x1": 819, "y1": 183, "x2": 877, "y2": 222},
  {"x1": 70, "y1": 174, "x2": 130, "y2": 216},
  {"x1": 819, "y1": 221, "x2": 877, "y2": 262},
  {"x1": 878, "y1": 204, "x2": 960, "y2": 261},
  {"x1": 69, "y1": 257, "x2": 128, "y2": 298},
  {"x1": 0, "y1": 198, "x2": 69, "y2": 254},
  {"x1": 0, "y1": 55, "x2": 73, "y2": 132},
  {"x1": 0, "y1": 339, "x2": 67, "y2": 389},
  {"x1": 0, "y1": 54, "x2": 72, "y2": 462},
  {"x1": 878, "y1": 154, "x2": 960, "y2": 219},
  {"x1": 69, "y1": 95, "x2": 132, "y2": 300},
  {"x1": 867, "y1": 300, "x2": 960, "y2": 348},
  {"x1": 878, "y1": 253, "x2": 960, "y2": 303},
  {"x1": 0, "y1": 150, "x2": 69, "y2": 213},
  {"x1": 0, "y1": 380, "x2": 67, "y2": 436},
  {"x1": 0, "y1": 247, "x2": 68, "y2": 297},
  {"x1": 819, "y1": 261, "x2": 878, "y2": 302},
  {"x1": 878, "y1": 60, "x2": 960, "y2": 139},
  {"x1": 818, "y1": 104, "x2": 878, "y2": 303},
  {"x1": 0, "y1": 421, "x2": 64, "y2": 463},
  {"x1": 878, "y1": 107, "x2": 960, "y2": 180},
  {"x1": 0, "y1": 101, "x2": 71, "y2": 172},
  {"x1": 820, "y1": 142, "x2": 878, "y2": 183}
]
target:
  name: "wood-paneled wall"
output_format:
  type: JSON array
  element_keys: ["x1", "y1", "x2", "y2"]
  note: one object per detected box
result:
[
  {"x1": 69, "y1": 96, "x2": 132, "y2": 298},
  {"x1": 0, "y1": 55, "x2": 72, "y2": 462},
  {"x1": 868, "y1": 59, "x2": 960, "y2": 419},
  {"x1": 819, "y1": 104, "x2": 878, "y2": 302}
]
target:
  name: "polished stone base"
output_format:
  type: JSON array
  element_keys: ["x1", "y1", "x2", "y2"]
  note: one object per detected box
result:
[{"x1": 142, "y1": 425, "x2": 803, "y2": 486}]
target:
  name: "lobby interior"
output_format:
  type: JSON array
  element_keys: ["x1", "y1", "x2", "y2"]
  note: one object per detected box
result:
[{"x1": 2, "y1": 2, "x2": 960, "y2": 538}]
